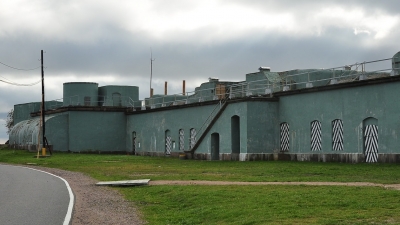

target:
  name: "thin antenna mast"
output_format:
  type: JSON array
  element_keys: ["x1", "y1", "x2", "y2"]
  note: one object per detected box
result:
[{"x1": 150, "y1": 48, "x2": 155, "y2": 97}]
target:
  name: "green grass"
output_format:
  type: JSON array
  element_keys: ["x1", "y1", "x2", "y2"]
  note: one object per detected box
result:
[
  {"x1": 2, "y1": 149, "x2": 400, "y2": 224},
  {"x1": 1, "y1": 149, "x2": 400, "y2": 184},
  {"x1": 120, "y1": 185, "x2": 400, "y2": 225}
]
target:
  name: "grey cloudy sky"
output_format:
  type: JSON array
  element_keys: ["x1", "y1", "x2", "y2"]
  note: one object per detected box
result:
[{"x1": 1, "y1": 0, "x2": 399, "y2": 143}]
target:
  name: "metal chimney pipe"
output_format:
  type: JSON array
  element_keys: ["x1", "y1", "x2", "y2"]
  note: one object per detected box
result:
[
  {"x1": 164, "y1": 81, "x2": 168, "y2": 95},
  {"x1": 182, "y1": 80, "x2": 186, "y2": 95}
]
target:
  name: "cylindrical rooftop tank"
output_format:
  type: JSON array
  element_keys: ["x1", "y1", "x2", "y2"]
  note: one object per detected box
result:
[
  {"x1": 63, "y1": 82, "x2": 99, "y2": 106},
  {"x1": 393, "y1": 52, "x2": 400, "y2": 75},
  {"x1": 98, "y1": 85, "x2": 139, "y2": 107}
]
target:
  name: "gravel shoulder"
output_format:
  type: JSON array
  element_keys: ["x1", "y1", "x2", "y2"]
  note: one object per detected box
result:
[
  {"x1": 21, "y1": 166, "x2": 146, "y2": 225},
  {"x1": 7, "y1": 165, "x2": 400, "y2": 224}
]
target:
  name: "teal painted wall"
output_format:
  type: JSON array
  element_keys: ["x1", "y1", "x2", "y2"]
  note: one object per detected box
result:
[
  {"x1": 245, "y1": 72, "x2": 268, "y2": 95},
  {"x1": 14, "y1": 103, "x2": 41, "y2": 124},
  {"x1": 98, "y1": 85, "x2": 139, "y2": 107},
  {"x1": 126, "y1": 104, "x2": 217, "y2": 154},
  {"x1": 63, "y1": 82, "x2": 99, "y2": 106},
  {"x1": 14, "y1": 101, "x2": 61, "y2": 124},
  {"x1": 193, "y1": 81, "x2": 217, "y2": 101},
  {"x1": 278, "y1": 81, "x2": 400, "y2": 154},
  {"x1": 127, "y1": 100, "x2": 278, "y2": 156},
  {"x1": 9, "y1": 115, "x2": 59, "y2": 147},
  {"x1": 68, "y1": 111, "x2": 126, "y2": 152},
  {"x1": 45, "y1": 114, "x2": 69, "y2": 151},
  {"x1": 246, "y1": 101, "x2": 279, "y2": 153},
  {"x1": 196, "y1": 102, "x2": 248, "y2": 154},
  {"x1": 145, "y1": 94, "x2": 187, "y2": 108}
]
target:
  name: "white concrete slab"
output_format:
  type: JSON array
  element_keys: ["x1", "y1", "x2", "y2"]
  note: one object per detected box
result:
[{"x1": 96, "y1": 179, "x2": 150, "y2": 187}]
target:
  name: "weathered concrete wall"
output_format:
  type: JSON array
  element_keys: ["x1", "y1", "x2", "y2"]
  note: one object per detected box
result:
[
  {"x1": 145, "y1": 94, "x2": 187, "y2": 108},
  {"x1": 63, "y1": 82, "x2": 99, "y2": 106},
  {"x1": 126, "y1": 104, "x2": 216, "y2": 154},
  {"x1": 14, "y1": 103, "x2": 41, "y2": 125},
  {"x1": 9, "y1": 114, "x2": 64, "y2": 151},
  {"x1": 194, "y1": 101, "x2": 248, "y2": 157},
  {"x1": 13, "y1": 101, "x2": 61, "y2": 124},
  {"x1": 278, "y1": 80, "x2": 400, "y2": 155},
  {"x1": 45, "y1": 113, "x2": 69, "y2": 151},
  {"x1": 127, "y1": 100, "x2": 280, "y2": 160},
  {"x1": 68, "y1": 111, "x2": 126, "y2": 152},
  {"x1": 98, "y1": 85, "x2": 139, "y2": 107},
  {"x1": 246, "y1": 101, "x2": 279, "y2": 154}
]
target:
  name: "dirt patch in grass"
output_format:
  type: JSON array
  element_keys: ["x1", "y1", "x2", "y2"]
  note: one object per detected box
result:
[{"x1": 149, "y1": 180, "x2": 400, "y2": 190}]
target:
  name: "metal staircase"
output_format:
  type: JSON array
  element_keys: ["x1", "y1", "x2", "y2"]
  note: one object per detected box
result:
[{"x1": 185, "y1": 95, "x2": 229, "y2": 157}]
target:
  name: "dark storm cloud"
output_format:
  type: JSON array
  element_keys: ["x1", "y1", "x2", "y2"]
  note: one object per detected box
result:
[{"x1": 0, "y1": 0, "x2": 399, "y2": 142}]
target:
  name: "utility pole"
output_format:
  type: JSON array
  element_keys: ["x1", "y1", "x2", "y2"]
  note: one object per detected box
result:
[
  {"x1": 150, "y1": 49, "x2": 155, "y2": 97},
  {"x1": 41, "y1": 50, "x2": 46, "y2": 154}
]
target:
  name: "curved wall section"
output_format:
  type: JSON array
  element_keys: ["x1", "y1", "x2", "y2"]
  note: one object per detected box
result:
[
  {"x1": 9, "y1": 115, "x2": 56, "y2": 150},
  {"x1": 98, "y1": 85, "x2": 139, "y2": 107},
  {"x1": 63, "y1": 82, "x2": 99, "y2": 106}
]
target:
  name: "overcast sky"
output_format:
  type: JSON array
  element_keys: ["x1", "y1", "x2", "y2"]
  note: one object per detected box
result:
[{"x1": 1, "y1": 0, "x2": 399, "y2": 143}]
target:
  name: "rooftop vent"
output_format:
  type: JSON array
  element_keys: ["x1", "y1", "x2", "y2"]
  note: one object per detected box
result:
[
  {"x1": 259, "y1": 67, "x2": 271, "y2": 72},
  {"x1": 208, "y1": 77, "x2": 219, "y2": 82}
]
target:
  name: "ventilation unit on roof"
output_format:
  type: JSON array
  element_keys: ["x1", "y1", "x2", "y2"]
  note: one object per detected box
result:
[
  {"x1": 208, "y1": 77, "x2": 219, "y2": 82},
  {"x1": 259, "y1": 67, "x2": 270, "y2": 72}
]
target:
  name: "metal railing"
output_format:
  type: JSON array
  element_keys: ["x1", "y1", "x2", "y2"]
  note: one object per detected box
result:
[
  {"x1": 47, "y1": 95, "x2": 139, "y2": 110},
  {"x1": 135, "y1": 57, "x2": 397, "y2": 110},
  {"x1": 195, "y1": 96, "x2": 228, "y2": 147},
  {"x1": 45, "y1": 56, "x2": 398, "y2": 112}
]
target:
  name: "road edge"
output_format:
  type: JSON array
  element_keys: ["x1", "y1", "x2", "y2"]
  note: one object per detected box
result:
[{"x1": 13, "y1": 165, "x2": 75, "y2": 225}]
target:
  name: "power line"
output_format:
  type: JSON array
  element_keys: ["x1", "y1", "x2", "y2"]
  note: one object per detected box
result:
[
  {"x1": 0, "y1": 79, "x2": 41, "y2": 86},
  {"x1": 0, "y1": 61, "x2": 40, "y2": 71}
]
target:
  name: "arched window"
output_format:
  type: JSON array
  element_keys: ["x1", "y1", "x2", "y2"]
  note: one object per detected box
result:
[
  {"x1": 132, "y1": 132, "x2": 136, "y2": 154},
  {"x1": 332, "y1": 119, "x2": 343, "y2": 151},
  {"x1": 311, "y1": 120, "x2": 322, "y2": 151},
  {"x1": 363, "y1": 117, "x2": 378, "y2": 163},
  {"x1": 165, "y1": 130, "x2": 171, "y2": 155},
  {"x1": 179, "y1": 129, "x2": 185, "y2": 151},
  {"x1": 189, "y1": 128, "x2": 197, "y2": 149},
  {"x1": 280, "y1": 123, "x2": 289, "y2": 152}
]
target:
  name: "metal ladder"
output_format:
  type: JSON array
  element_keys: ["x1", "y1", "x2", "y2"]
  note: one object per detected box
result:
[{"x1": 185, "y1": 94, "x2": 229, "y2": 156}]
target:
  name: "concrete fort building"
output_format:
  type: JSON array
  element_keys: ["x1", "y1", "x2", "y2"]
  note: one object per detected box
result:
[{"x1": 9, "y1": 51, "x2": 400, "y2": 163}]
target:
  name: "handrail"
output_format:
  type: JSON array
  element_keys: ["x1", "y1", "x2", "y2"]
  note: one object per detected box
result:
[
  {"x1": 45, "y1": 56, "x2": 397, "y2": 111},
  {"x1": 187, "y1": 91, "x2": 229, "y2": 154},
  {"x1": 196, "y1": 98, "x2": 226, "y2": 141}
]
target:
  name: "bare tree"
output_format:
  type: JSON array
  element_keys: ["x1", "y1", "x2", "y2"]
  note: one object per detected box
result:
[{"x1": 6, "y1": 109, "x2": 13, "y2": 134}]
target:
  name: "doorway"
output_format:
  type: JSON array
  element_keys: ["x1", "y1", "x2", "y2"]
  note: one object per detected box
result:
[
  {"x1": 211, "y1": 133, "x2": 220, "y2": 160},
  {"x1": 231, "y1": 116, "x2": 240, "y2": 154}
]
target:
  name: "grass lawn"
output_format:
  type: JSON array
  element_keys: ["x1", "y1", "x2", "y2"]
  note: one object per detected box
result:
[
  {"x1": 1, "y1": 148, "x2": 400, "y2": 224},
  {"x1": 121, "y1": 185, "x2": 400, "y2": 225}
]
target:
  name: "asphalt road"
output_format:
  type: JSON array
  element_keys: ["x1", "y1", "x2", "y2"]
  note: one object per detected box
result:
[{"x1": 0, "y1": 164, "x2": 73, "y2": 225}]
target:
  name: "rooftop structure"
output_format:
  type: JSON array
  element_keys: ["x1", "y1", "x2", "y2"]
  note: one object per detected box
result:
[{"x1": 8, "y1": 51, "x2": 400, "y2": 163}]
